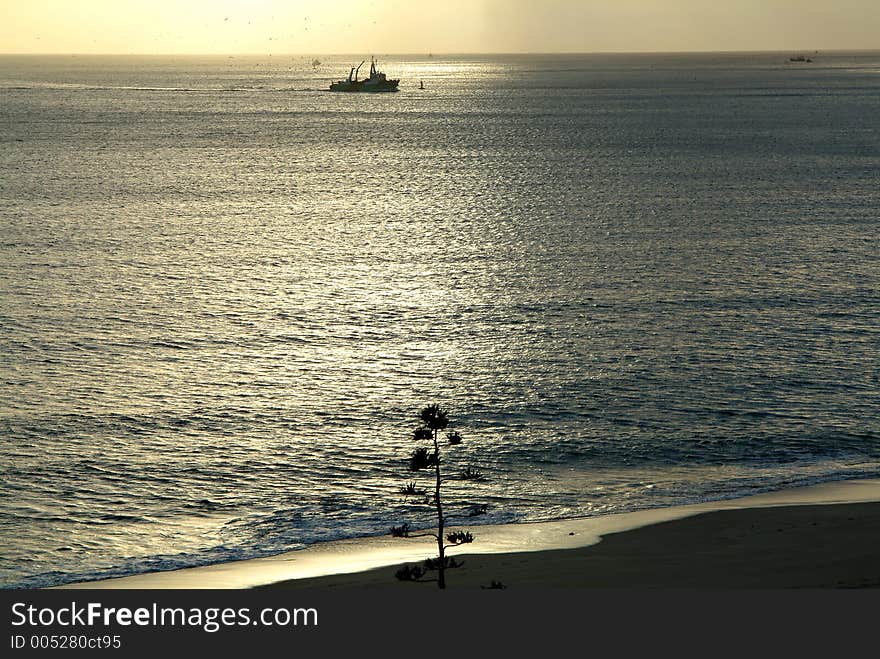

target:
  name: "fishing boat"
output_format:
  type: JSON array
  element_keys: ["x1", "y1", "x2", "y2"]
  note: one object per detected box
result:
[{"x1": 329, "y1": 57, "x2": 399, "y2": 92}]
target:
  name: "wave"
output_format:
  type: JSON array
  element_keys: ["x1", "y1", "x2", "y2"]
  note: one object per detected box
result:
[{"x1": 4, "y1": 468, "x2": 879, "y2": 590}]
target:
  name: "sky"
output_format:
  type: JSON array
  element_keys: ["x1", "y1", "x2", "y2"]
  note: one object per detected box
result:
[{"x1": 1, "y1": 0, "x2": 879, "y2": 54}]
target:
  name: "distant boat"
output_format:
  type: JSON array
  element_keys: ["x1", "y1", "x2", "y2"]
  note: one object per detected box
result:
[
  {"x1": 329, "y1": 57, "x2": 399, "y2": 93},
  {"x1": 789, "y1": 55, "x2": 813, "y2": 63},
  {"x1": 419, "y1": 80, "x2": 425, "y2": 90},
  {"x1": 311, "y1": 58, "x2": 321, "y2": 69}
]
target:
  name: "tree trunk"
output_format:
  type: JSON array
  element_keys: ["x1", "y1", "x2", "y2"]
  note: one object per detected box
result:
[{"x1": 434, "y1": 428, "x2": 445, "y2": 589}]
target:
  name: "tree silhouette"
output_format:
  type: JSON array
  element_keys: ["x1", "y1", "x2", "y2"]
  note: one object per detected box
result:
[{"x1": 391, "y1": 404, "x2": 486, "y2": 589}]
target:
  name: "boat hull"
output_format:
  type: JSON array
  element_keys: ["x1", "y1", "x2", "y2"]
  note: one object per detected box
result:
[{"x1": 329, "y1": 80, "x2": 399, "y2": 93}]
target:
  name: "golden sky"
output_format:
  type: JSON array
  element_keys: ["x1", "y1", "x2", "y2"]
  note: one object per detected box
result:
[{"x1": 2, "y1": 0, "x2": 878, "y2": 54}]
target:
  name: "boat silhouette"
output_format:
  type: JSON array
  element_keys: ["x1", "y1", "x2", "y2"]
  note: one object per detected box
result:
[{"x1": 329, "y1": 57, "x2": 399, "y2": 92}]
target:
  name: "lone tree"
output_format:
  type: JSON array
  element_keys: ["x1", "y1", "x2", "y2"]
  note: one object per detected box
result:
[{"x1": 390, "y1": 404, "x2": 487, "y2": 589}]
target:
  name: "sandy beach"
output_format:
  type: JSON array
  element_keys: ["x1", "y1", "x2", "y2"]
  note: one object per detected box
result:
[
  {"x1": 58, "y1": 478, "x2": 880, "y2": 590},
  {"x1": 261, "y1": 501, "x2": 880, "y2": 589}
]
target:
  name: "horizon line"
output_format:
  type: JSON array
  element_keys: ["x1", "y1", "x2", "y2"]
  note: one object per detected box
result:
[{"x1": 2, "y1": 48, "x2": 879, "y2": 58}]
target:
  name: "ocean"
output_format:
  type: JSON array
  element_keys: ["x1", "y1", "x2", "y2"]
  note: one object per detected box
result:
[{"x1": 1, "y1": 52, "x2": 878, "y2": 588}]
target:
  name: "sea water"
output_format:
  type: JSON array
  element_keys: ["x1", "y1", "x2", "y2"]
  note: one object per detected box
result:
[{"x1": 1, "y1": 52, "x2": 878, "y2": 588}]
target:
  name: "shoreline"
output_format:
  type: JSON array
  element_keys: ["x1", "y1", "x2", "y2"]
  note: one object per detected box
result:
[
  {"x1": 263, "y1": 500, "x2": 880, "y2": 589},
  {"x1": 56, "y1": 477, "x2": 880, "y2": 589}
]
